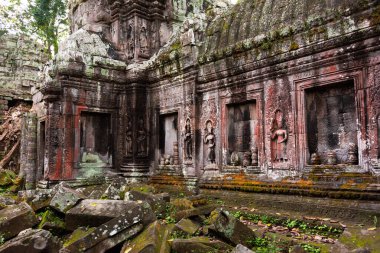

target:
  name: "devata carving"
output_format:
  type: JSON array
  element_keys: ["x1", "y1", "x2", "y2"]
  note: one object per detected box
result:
[
  {"x1": 139, "y1": 27, "x2": 148, "y2": 55},
  {"x1": 270, "y1": 109, "x2": 288, "y2": 162},
  {"x1": 125, "y1": 116, "x2": 132, "y2": 156},
  {"x1": 127, "y1": 24, "x2": 134, "y2": 59},
  {"x1": 137, "y1": 117, "x2": 147, "y2": 155},
  {"x1": 204, "y1": 120, "x2": 215, "y2": 163},
  {"x1": 184, "y1": 118, "x2": 192, "y2": 160}
]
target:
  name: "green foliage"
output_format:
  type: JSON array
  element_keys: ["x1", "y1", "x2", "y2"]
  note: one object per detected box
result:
[
  {"x1": 0, "y1": 234, "x2": 4, "y2": 245},
  {"x1": 0, "y1": 0, "x2": 68, "y2": 57},
  {"x1": 301, "y1": 244, "x2": 321, "y2": 253},
  {"x1": 28, "y1": 0, "x2": 68, "y2": 56}
]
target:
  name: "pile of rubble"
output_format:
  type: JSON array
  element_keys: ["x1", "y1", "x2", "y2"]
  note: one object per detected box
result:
[
  {"x1": 0, "y1": 181, "x2": 261, "y2": 253},
  {"x1": 0, "y1": 103, "x2": 30, "y2": 171}
]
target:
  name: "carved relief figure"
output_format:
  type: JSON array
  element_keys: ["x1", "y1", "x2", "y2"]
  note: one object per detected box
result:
[
  {"x1": 125, "y1": 116, "x2": 132, "y2": 156},
  {"x1": 270, "y1": 109, "x2": 288, "y2": 162},
  {"x1": 139, "y1": 27, "x2": 148, "y2": 54},
  {"x1": 127, "y1": 24, "x2": 134, "y2": 59},
  {"x1": 184, "y1": 118, "x2": 192, "y2": 159},
  {"x1": 204, "y1": 120, "x2": 216, "y2": 163},
  {"x1": 137, "y1": 117, "x2": 146, "y2": 155}
]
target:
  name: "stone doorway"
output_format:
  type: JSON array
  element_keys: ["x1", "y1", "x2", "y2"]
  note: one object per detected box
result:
[
  {"x1": 305, "y1": 80, "x2": 358, "y2": 165},
  {"x1": 226, "y1": 102, "x2": 257, "y2": 166},
  {"x1": 158, "y1": 112, "x2": 179, "y2": 166},
  {"x1": 79, "y1": 112, "x2": 112, "y2": 172}
]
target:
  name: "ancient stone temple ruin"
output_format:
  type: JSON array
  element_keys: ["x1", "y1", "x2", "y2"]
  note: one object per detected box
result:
[{"x1": 26, "y1": 0, "x2": 380, "y2": 188}]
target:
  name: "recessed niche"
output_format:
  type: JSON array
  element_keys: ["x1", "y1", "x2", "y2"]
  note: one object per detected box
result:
[
  {"x1": 305, "y1": 80, "x2": 357, "y2": 164},
  {"x1": 80, "y1": 112, "x2": 112, "y2": 165},
  {"x1": 226, "y1": 102, "x2": 257, "y2": 164},
  {"x1": 159, "y1": 113, "x2": 178, "y2": 157}
]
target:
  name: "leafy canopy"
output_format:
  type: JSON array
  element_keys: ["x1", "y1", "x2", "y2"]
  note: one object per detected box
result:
[{"x1": 0, "y1": 0, "x2": 68, "y2": 57}]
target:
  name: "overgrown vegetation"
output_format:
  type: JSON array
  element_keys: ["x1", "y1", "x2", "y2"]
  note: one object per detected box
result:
[{"x1": 0, "y1": 0, "x2": 68, "y2": 57}]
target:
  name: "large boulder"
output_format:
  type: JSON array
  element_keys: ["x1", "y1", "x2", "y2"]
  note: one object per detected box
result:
[
  {"x1": 0, "y1": 202, "x2": 39, "y2": 240},
  {"x1": 170, "y1": 237, "x2": 233, "y2": 253},
  {"x1": 65, "y1": 199, "x2": 154, "y2": 230},
  {"x1": 50, "y1": 184, "x2": 86, "y2": 213},
  {"x1": 0, "y1": 229, "x2": 61, "y2": 253},
  {"x1": 208, "y1": 210, "x2": 257, "y2": 247},
  {"x1": 60, "y1": 203, "x2": 155, "y2": 253},
  {"x1": 120, "y1": 220, "x2": 174, "y2": 253}
]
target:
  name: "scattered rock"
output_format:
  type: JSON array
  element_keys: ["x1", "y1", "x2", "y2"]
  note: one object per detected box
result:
[
  {"x1": 0, "y1": 195, "x2": 16, "y2": 207},
  {"x1": 121, "y1": 220, "x2": 173, "y2": 253},
  {"x1": 101, "y1": 182, "x2": 122, "y2": 200},
  {"x1": 231, "y1": 244, "x2": 255, "y2": 253},
  {"x1": 50, "y1": 183, "x2": 86, "y2": 213},
  {"x1": 208, "y1": 210, "x2": 257, "y2": 247},
  {"x1": 187, "y1": 194, "x2": 208, "y2": 207},
  {"x1": 174, "y1": 204, "x2": 217, "y2": 221},
  {"x1": 171, "y1": 198, "x2": 194, "y2": 211},
  {"x1": 23, "y1": 189, "x2": 55, "y2": 211},
  {"x1": 65, "y1": 199, "x2": 155, "y2": 230},
  {"x1": 170, "y1": 237, "x2": 233, "y2": 253},
  {"x1": 61, "y1": 204, "x2": 154, "y2": 252},
  {"x1": 124, "y1": 190, "x2": 169, "y2": 217},
  {"x1": 174, "y1": 218, "x2": 201, "y2": 235},
  {"x1": 0, "y1": 202, "x2": 39, "y2": 240},
  {"x1": 0, "y1": 229, "x2": 61, "y2": 253}
]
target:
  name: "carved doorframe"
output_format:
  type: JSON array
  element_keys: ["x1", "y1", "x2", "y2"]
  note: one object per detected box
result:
[
  {"x1": 294, "y1": 70, "x2": 365, "y2": 169},
  {"x1": 219, "y1": 86, "x2": 264, "y2": 167}
]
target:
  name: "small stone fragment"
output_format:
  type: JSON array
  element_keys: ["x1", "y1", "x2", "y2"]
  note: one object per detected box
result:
[
  {"x1": 231, "y1": 244, "x2": 255, "y2": 253},
  {"x1": 174, "y1": 218, "x2": 201, "y2": 235}
]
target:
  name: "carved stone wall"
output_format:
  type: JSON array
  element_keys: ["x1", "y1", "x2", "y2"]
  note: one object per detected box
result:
[{"x1": 34, "y1": 0, "x2": 380, "y2": 183}]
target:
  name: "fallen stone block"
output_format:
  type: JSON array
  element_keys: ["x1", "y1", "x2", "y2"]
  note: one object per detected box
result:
[
  {"x1": 121, "y1": 220, "x2": 174, "y2": 253},
  {"x1": 208, "y1": 210, "x2": 257, "y2": 247},
  {"x1": 124, "y1": 190, "x2": 169, "y2": 217},
  {"x1": 0, "y1": 229, "x2": 61, "y2": 253},
  {"x1": 232, "y1": 244, "x2": 255, "y2": 253},
  {"x1": 50, "y1": 183, "x2": 86, "y2": 213},
  {"x1": 0, "y1": 196, "x2": 16, "y2": 208},
  {"x1": 23, "y1": 189, "x2": 55, "y2": 211},
  {"x1": 101, "y1": 182, "x2": 122, "y2": 200},
  {"x1": 170, "y1": 237, "x2": 233, "y2": 253},
  {"x1": 60, "y1": 203, "x2": 155, "y2": 253},
  {"x1": 65, "y1": 199, "x2": 155, "y2": 231},
  {"x1": 174, "y1": 204, "x2": 217, "y2": 221},
  {"x1": 174, "y1": 218, "x2": 201, "y2": 235},
  {"x1": 0, "y1": 202, "x2": 39, "y2": 240}
]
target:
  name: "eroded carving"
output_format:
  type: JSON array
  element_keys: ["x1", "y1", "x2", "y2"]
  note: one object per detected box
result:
[
  {"x1": 137, "y1": 117, "x2": 147, "y2": 156},
  {"x1": 184, "y1": 118, "x2": 193, "y2": 160},
  {"x1": 204, "y1": 120, "x2": 216, "y2": 164},
  {"x1": 270, "y1": 109, "x2": 288, "y2": 162},
  {"x1": 125, "y1": 116, "x2": 132, "y2": 156}
]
